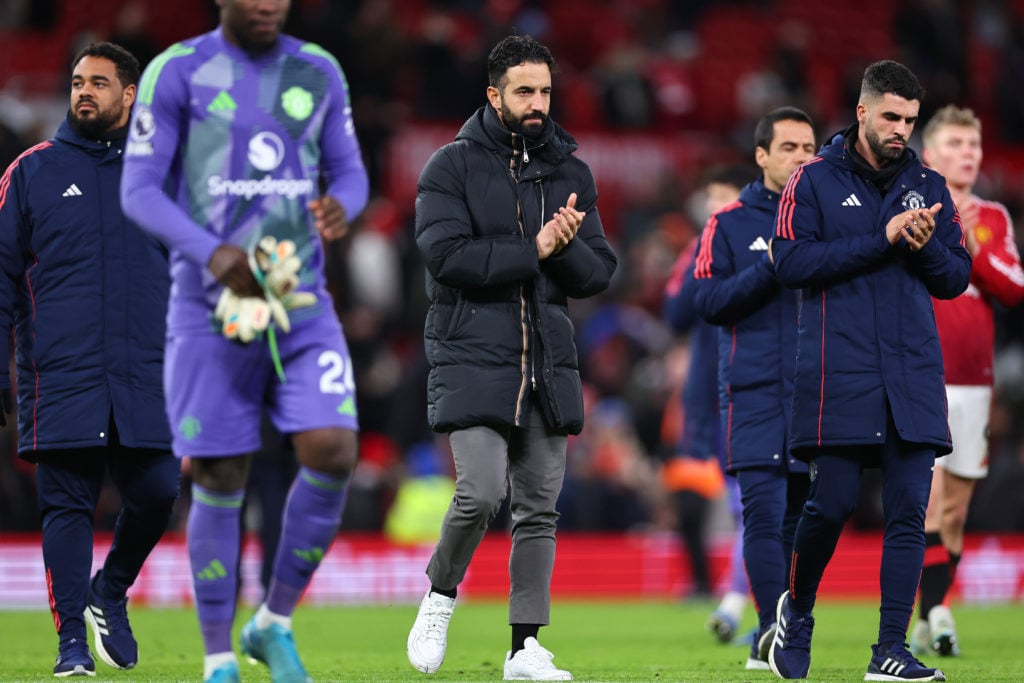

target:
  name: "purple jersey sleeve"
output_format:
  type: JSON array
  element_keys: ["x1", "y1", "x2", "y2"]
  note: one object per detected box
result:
[
  {"x1": 321, "y1": 63, "x2": 368, "y2": 221},
  {"x1": 121, "y1": 43, "x2": 222, "y2": 269}
]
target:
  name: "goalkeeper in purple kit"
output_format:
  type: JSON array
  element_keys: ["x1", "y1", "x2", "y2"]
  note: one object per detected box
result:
[{"x1": 120, "y1": 0, "x2": 368, "y2": 681}]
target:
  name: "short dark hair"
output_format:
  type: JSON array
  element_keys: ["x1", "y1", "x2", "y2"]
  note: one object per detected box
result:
[
  {"x1": 754, "y1": 106, "x2": 815, "y2": 152},
  {"x1": 487, "y1": 34, "x2": 556, "y2": 89},
  {"x1": 860, "y1": 59, "x2": 925, "y2": 104},
  {"x1": 72, "y1": 41, "x2": 140, "y2": 88}
]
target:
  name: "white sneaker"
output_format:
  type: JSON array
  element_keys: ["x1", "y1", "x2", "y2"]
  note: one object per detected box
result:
[
  {"x1": 910, "y1": 619, "x2": 931, "y2": 656},
  {"x1": 407, "y1": 591, "x2": 455, "y2": 673},
  {"x1": 744, "y1": 622, "x2": 776, "y2": 670},
  {"x1": 503, "y1": 637, "x2": 573, "y2": 681},
  {"x1": 927, "y1": 605, "x2": 960, "y2": 656},
  {"x1": 744, "y1": 657, "x2": 770, "y2": 671}
]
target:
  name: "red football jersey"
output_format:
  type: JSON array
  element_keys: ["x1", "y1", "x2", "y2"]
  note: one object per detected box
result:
[{"x1": 933, "y1": 197, "x2": 1024, "y2": 385}]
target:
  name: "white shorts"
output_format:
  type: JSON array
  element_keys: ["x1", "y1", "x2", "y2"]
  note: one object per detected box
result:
[{"x1": 936, "y1": 385, "x2": 991, "y2": 479}]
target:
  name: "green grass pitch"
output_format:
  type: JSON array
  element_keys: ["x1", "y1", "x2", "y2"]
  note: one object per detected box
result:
[{"x1": 1, "y1": 600, "x2": 1020, "y2": 681}]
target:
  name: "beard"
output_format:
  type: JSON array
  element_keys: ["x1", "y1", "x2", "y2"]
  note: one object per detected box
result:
[
  {"x1": 69, "y1": 101, "x2": 124, "y2": 140},
  {"x1": 236, "y1": 30, "x2": 279, "y2": 53},
  {"x1": 231, "y1": 17, "x2": 284, "y2": 54},
  {"x1": 499, "y1": 100, "x2": 548, "y2": 138},
  {"x1": 865, "y1": 124, "x2": 906, "y2": 164}
]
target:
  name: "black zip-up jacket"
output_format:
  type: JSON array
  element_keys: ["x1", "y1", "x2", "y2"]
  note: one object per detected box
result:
[{"x1": 415, "y1": 106, "x2": 617, "y2": 434}]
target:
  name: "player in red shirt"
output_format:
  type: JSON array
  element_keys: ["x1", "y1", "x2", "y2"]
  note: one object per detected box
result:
[{"x1": 914, "y1": 105, "x2": 1024, "y2": 657}]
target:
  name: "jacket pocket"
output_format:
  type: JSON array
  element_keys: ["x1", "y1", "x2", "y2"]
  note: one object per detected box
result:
[{"x1": 444, "y1": 297, "x2": 467, "y2": 340}]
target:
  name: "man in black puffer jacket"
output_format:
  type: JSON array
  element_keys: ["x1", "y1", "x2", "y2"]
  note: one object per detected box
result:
[{"x1": 407, "y1": 34, "x2": 617, "y2": 681}]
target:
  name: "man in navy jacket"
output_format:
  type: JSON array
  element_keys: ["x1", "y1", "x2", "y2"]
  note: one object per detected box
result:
[
  {"x1": 692, "y1": 107, "x2": 817, "y2": 670},
  {"x1": 767, "y1": 61, "x2": 969, "y2": 683},
  {"x1": 0, "y1": 42, "x2": 178, "y2": 676},
  {"x1": 664, "y1": 164, "x2": 755, "y2": 644}
]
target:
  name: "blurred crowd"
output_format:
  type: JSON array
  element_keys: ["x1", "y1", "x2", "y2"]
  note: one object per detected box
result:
[{"x1": 2, "y1": 0, "x2": 1024, "y2": 542}]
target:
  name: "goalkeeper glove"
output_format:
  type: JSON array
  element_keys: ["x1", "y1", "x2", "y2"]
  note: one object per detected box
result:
[
  {"x1": 213, "y1": 237, "x2": 319, "y2": 343},
  {"x1": 249, "y1": 237, "x2": 318, "y2": 332},
  {"x1": 253, "y1": 236, "x2": 302, "y2": 298},
  {"x1": 214, "y1": 289, "x2": 271, "y2": 343}
]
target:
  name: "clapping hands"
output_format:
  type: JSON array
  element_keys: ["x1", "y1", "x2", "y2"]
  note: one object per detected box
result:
[
  {"x1": 536, "y1": 192, "x2": 585, "y2": 259},
  {"x1": 886, "y1": 202, "x2": 942, "y2": 251}
]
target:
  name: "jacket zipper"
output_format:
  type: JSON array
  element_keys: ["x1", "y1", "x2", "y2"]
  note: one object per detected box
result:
[
  {"x1": 532, "y1": 182, "x2": 544, "y2": 395},
  {"x1": 510, "y1": 143, "x2": 531, "y2": 425}
]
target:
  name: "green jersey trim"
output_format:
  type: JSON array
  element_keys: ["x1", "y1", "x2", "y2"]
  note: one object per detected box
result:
[
  {"x1": 299, "y1": 42, "x2": 342, "y2": 73},
  {"x1": 138, "y1": 43, "x2": 196, "y2": 106},
  {"x1": 299, "y1": 43, "x2": 352, "y2": 101}
]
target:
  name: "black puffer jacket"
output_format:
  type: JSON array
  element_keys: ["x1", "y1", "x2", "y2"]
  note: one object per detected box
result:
[{"x1": 416, "y1": 106, "x2": 617, "y2": 435}]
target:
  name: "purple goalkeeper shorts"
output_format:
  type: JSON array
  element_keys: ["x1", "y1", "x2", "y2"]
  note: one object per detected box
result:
[{"x1": 164, "y1": 312, "x2": 359, "y2": 457}]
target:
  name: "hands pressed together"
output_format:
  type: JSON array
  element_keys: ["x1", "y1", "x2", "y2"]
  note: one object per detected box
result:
[
  {"x1": 886, "y1": 202, "x2": 942, "y2": 251},
  {"x1": 536, "y1": 192, "x2": 585, "y2": 259}
]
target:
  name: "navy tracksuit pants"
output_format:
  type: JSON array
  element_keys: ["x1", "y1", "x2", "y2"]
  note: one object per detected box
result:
[
  {"x1": 35, "y1": 446, "x2": 179, "y2": 643},
  {"x1": 736, "y1": 467, "x2": 810, "y2": 634},
  {"x1": 788, "y1": 433, "x2": 935, "y2": 648}
]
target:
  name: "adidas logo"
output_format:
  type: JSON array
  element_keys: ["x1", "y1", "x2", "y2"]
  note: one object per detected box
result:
[
  {"x1": 86, "y1": 604, "x2": 110, "y2": 636},
  {"x1": 877, "y1": 657, "x2": 907, "y2": 676},
  {"x1": 776, "y1": 614, "x2": 789, "y2": 646},
  {"x1": 748, "y1": 236, "x2": 769, "y2": 251},
  {"x1": 62, "y1": 183, "x2": 83, "y2": 197},
  {"x1": 207, "y1": 91, "x2": 237, "y2": 113},
  {"x1": 196, "y1": 559, "x2": 227, "y2": 581},
  {"x1": 841, "y1": 193, "x2": 862, "y2": 207},
  {"x1": 293, "y1": 546, "x2": 325, "y2": 563},
  {"x1": 336, "y1": 396, "x2": 357, "y2": 417}
]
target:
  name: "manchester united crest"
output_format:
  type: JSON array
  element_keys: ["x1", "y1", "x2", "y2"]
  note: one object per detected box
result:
[{"x1": 901, "y1": 190, "x2": 927, "y2": 211}]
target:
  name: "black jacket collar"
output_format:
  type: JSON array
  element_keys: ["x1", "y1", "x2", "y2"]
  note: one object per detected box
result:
[
  {"x1": 456, "y1": 105, "x2": 578, "y2": 167},
  {"x1": 840, "y1": 124, "x2": 913, "y2": 195}
]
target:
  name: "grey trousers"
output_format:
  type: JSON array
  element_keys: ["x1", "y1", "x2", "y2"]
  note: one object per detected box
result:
[{"x1": 425, "y1": 400, "x2": 567, "y2": 625}]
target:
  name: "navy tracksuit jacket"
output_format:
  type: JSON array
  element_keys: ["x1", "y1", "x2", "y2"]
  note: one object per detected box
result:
[
  {"x1": 0, "y1": 117, "x2": 172, "y2": 456},
  {"x1": 773, "y1": 132, "x2": 971, "y2": 458},
  {"x1": 692, "y1": 179, "x2": 806, "y2": 475},
  {"x1": 663, "y1": 243, "x2": 721, "y2": 462}
]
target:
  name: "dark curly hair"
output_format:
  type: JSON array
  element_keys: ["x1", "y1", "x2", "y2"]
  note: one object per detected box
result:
[
  {"x1": 72, "y1": 41, "x2": 141, "y2": 88},
  {"x1": 487, "y1": 34, "x2": 556, "y2": 90}
]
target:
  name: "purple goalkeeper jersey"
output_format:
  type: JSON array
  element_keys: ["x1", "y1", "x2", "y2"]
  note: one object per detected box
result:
[{"x1": 121, "y1": 28, "x2": 368, "y2": 333}]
